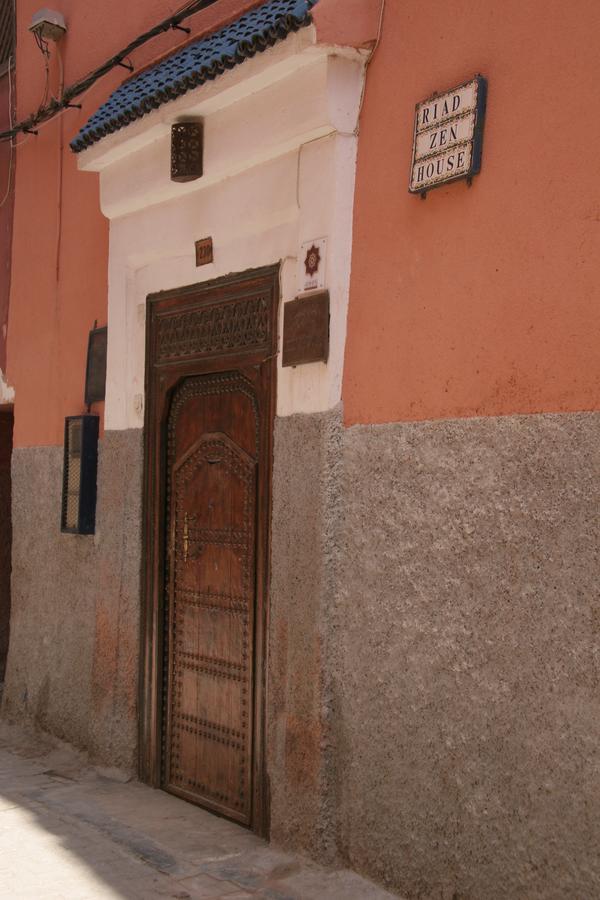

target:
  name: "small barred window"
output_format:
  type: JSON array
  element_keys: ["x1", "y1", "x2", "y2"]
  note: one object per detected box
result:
[{"x1": 0, "y1": 0, "x2": 14, "y2": 73}]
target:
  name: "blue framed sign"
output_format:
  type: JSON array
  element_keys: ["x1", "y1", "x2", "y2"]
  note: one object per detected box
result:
[{"x1": 409, "y1": 75, "x2": 487, "y2": 194}]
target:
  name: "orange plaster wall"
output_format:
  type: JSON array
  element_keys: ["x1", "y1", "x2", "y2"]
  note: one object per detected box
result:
[
  {"x1": 313, "y1": 0, "x2": 381, "y2": 49},
  {"x1": 343, "y1": 0, "x2": 600, "y2": 425},
  {"x1": 0, "y1": 73, "x2": 14, "y2": 375},
  {"x1": 8, "y1": 0, "x2": 265, "y2": 447}
]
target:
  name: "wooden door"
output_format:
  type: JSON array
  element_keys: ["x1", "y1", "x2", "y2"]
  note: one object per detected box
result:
[
  {"x1": 163, "y1": 373, "x2": 259, "y2": 821},
  {"x1": 141, "y1": 267, "x2": 278, "y2": 834}
]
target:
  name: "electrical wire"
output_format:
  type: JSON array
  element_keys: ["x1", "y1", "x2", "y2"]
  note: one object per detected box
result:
[
  {"x1": 55, "y1": 41, "x2": 65, "y2": 102},
  {"x1": 0, "y1": 53, "x2": 14, "y2": 208},
  {"x1": 55, "y1": 112, "x2": 64, "y2": 280},
  {"x1": 18, "y1": 76, "x2": 96, "y2": 142},
  {"x1": 0, "y1": 0, "x2": 222, "y2": 143},
  {"x1": 35, "y1": 34, "x2": 52, "y2": 113},
  {"x1": 354, "y1": 0, "x2": 386, "y2": 136}
]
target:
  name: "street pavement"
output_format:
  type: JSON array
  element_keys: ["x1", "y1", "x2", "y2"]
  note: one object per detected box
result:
[{"x1": 0, "y1": 723, "x2": 398, "y2": 899}]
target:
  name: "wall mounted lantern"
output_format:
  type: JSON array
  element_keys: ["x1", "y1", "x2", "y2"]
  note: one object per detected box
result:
[
  {"x1": 29, "y1": 9, "x2": 67, "y2": 44},
  {"x1": 171, "y1": 121, "x2": 203, "y2": 182}
]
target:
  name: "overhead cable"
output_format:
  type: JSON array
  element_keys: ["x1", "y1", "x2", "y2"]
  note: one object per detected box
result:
[{"x1": 0, "y1": 0, "x2": 221, "y2": 143}]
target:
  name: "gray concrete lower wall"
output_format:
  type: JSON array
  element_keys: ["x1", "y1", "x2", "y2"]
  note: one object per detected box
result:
[
  {"x1": 268, "y1": 408, "x2": 342, "y2": 861},
  {"x1": 3, "y1": 429, "x2": 142, "y2": 771},
  {"x1": 269, "y1": 409, "x2": 600, "y2": 900},
  {"x1": 4, "y1": 410, "x2": 600, "y2": 898}
]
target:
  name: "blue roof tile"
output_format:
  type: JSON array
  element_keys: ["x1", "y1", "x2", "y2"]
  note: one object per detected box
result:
[{"x1": 71, "y1": 0, "x2": 318, "y2": 153}]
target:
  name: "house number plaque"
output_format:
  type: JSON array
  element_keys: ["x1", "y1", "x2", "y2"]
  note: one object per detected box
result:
[
  {"x1": 409, "y1": 76, "x2": 487, "y2": 194},
  {"x1": 195, "y1": 237, "x2": 213, "y2": 266}
]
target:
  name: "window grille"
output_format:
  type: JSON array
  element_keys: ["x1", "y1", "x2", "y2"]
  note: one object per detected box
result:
[
  {"x1": 61, "y1": 416, "x2": 99, "y2": 535},
  {"x1": 0, "y1": 0, "x2": 14, "y2": 73}
]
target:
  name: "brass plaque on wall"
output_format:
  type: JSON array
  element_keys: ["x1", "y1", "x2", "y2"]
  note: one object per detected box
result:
[
  {"x1": 195, "y1": 237, "x2": 213, "y2": 266},
  {"x1": 282, "y1": 291, "x2": 329, "y2": 367}
]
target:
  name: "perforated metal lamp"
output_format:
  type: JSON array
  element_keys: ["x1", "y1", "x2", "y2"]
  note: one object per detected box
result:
[
  {"x1": 61, "y1": 415, "x2": 99, "y2": 535},
  {"x1": 171, "y1": 121, "x2": 203, "y2": 183}
]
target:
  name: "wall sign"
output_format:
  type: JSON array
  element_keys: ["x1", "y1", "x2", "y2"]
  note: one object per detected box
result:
[
  {"x1": 84, "y1": 325, "x2": 107, "y2": 406},
  {"x1": 282, "y1": 291, "x2": 329, "y2": 367},
  {"x1": 299, "y1": 237, "x2": 327, "y2": 292},
  {"x1": 409, "y1": 76, "x2": 487, "y2": 194}
]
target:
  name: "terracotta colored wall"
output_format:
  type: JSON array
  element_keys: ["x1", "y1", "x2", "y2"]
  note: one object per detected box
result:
[
  {"x1": 0, "y1": 411, "x2": 12, "y2": 682},
  {"x1": 0, "y1": 72, "x2": 14, "y2": 375},
  {"x1": 344, "y1": 0, "x2": 600, "y2": 425},
  {"x1": 313, "y1": 0, "x2": 381, "y2": 49},
  {"x1": 7, "y1": 0, "x2": 266, "y2": 448}
]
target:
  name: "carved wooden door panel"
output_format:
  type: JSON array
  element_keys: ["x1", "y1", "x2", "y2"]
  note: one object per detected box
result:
[
  {"x1": 163, "y1": 373, "x2": 259, "y2": 823},
  {"x1": 143, "y1": 266, "x2": 278, "y2": 835}
]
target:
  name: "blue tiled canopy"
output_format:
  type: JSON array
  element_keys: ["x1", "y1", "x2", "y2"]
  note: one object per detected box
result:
[{"x1": 71, "y1": 0, "x2": 318, "y2": 153}]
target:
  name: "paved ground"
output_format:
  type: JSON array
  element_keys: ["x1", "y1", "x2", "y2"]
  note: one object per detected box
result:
[{"x1": 0, "y1": 723, "x2": 397, "y2": 899}]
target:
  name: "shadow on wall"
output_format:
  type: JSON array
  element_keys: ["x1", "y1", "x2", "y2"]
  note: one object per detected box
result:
[
  {"x1": 1, "y1": 431, "x2": 143, "y2": 773},
  {"x1": 0, "y1": 721, "x2": 396, "y2": 899}
]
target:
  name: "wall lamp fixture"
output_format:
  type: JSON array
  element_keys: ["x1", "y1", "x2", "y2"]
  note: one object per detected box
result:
[{"x1": 29, "y1": 8, "x2": 67, "y2": 44}]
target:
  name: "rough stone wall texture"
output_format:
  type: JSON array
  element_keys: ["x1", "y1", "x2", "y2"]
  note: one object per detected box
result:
[
  {"x1": 89, "y1": 430, "x2": 143, "y2": 771},
  {"x1": 2, "y1": 430, "x2": 142, "y2": 771},
  {"x1": 269, "y1": 409, "x2": 600, "y2": 900},
  {"x1": 268, "y1": 408, "x2": 343, "y2": 861},
  {"x1": 3, "y1": 407, "x2": 599, "y2": 898}
]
